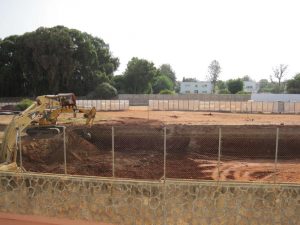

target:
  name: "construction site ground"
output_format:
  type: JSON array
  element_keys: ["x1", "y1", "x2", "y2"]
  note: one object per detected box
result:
[{"x1": 1, "y1": 106, "x2": 300, "y2": 183}]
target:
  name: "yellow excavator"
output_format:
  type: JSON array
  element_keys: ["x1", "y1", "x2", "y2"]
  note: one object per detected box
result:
[{"x1": 0, "y1": 93, "x2": 96, "y2": 171}]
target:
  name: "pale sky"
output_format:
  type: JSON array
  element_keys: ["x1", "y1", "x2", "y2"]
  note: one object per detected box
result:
[{"x1": 0, "y1": 0, "x2": 299, "y2": 82}]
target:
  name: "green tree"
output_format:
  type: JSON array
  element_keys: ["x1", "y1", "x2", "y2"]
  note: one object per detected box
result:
[
  {"x1": 159, "y1": 64, "x2": 176, "y2": 84},
  {"x1": 112, "y1": 75, "x2": 126, "y2": 94},
  {"x1": 88, "y1": 82, "x2": 117, "y2": 99},
  {"x1": 286, "y1": 73, "x2": 300, "y2": 93},
  {"x1": 242, "y1": 75, "x2": 251, "y2": 81},
  {"x1": 258, "y1": 79, "x2": 268, "y2": 92},
  {"x1": 216, "y1": 80, "x2": 226, "y2": 93},
  {"x1": 207, "y1": 60, "x2": 221, "y2": 93},
  {"x1": 0, "y1": 26, "x2": 119, "y2": 97},
  {"x1": 227, "y1": 78, "x2": 243, "y2": 94},
  {"x1": 152, "y1": 75, "x2": 173, "y2": 94},
  {"x1": 123, "y1": 57, "x2": 157, "y2": 94}
]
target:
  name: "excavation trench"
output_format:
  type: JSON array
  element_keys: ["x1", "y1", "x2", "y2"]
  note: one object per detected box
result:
[{"x1": 20, "y1": 121, "x2": 300, "y2": 182}]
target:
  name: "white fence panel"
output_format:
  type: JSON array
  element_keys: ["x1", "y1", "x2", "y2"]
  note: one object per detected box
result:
[{"x1": 75, "y1": 100, "x2": 129, "y2": 111}]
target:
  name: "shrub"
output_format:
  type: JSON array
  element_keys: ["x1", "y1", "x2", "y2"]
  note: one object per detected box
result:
[
  {"x1": 159, "y1": 89, "x2": 175, "y2": 94},
  {"x1": 88, "y1": 82, "x2": 117, "y2": 99},
  {"x1": 152, "y1": 75, "x2": 173, "y2": 94},
  {"x1": 218, "y1": 89, "x2": 230, "y2": 94},
  {"x1": 236, "y1": 90, "x2": 251, "y2": 95},
  {"x1": 16, "y1": 98, "x2": 33, "y2": 111}
]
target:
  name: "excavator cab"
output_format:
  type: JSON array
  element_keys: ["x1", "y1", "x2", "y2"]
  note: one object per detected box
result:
[{"x1": 57, "y1": 93, "x2": 76, "y2": 108}]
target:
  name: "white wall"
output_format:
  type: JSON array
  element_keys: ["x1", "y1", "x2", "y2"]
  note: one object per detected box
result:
[
  {"x1": 243, "y1": 81, "x2": 258, "y2": 93},
  {"x1": 251, "y1": 93, "x2": 300, "y2": 102},
  {"x1": 180, "y1": 81, "x2": 213, "y2": 94}
]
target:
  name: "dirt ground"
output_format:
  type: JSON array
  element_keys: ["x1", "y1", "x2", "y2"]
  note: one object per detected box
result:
[
  {"x1": 0, "y1": 212, "x2": 113, "y2": 225},
  {"x1": 1, "y1": 106, "x2": 300, "y2": 183}
]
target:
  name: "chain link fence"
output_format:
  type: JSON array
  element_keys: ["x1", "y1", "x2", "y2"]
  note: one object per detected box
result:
[
  {"x1": 114, "y1": 125, "x2": 164, "y2": 180},
  {"x1": 15, "y1": 125, "x2": 300, "y2": 184}
]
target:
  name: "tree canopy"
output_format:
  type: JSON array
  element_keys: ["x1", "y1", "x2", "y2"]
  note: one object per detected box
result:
[
  {"x1": 0, "y1": 26, "x2": 119, "y2": 97},
  {"x1": 227, "y1": 78, "x2": 243, "y2": 94},
  {"x1": 152, "y1": 75, "x2": 173, "y2": 94},
  {"x1": 159, "y1": 64, "x2": 176, "y2": 84},
  {"x1": 286, "y1": 73, "x2": 300, "y2": 94},
  {"x1": 207, "y1": 60, "x2": 221, "y2": 93},
  {"x1": 122, "y1": 57, "x2": 157, "y2": 94}
]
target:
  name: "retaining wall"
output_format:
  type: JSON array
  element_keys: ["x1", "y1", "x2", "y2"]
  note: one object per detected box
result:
[
  {"x1": 0, "y1": 172, "x2": 299, "y2": 224},
  {"x1": 119, "y1": 94, "x2": 251, "y2": 106},
  {"x1": 252, "y1": 93, "x2": 300, "y2": 102},
  {"x1": 149, "y1": 100, "x2": 300, "y2": 114}
]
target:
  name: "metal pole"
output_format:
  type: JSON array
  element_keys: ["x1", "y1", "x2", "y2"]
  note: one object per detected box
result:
[
  {"x1": 164, "y1": 127, "x2": 167, "y2": 182},
  {"x1": 112, "y1": 126, "x2": 115, "y2": 177},
  {"x1": 217, "y1": 127, "x2": 222, "y2": 181},
  {"x1": 148, "y1": 102, "x2": 150, "y2": 120},
  {"x1": 274, "y1": 127, "x2": 279, "y2": 184},
  {"x1": 62, "y1": 126, "x2": 67, "y2": 174},
  {"x1": 15, "y1": 129, "x2": 19, "y2": 165},
  {"x1": 19, "y1": 130, "x2": 22, "y2": 170}
]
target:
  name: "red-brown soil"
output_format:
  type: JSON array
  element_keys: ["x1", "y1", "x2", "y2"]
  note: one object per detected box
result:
[{"x1": 19, "y1": 118, "x2": 300, "y2": 183}]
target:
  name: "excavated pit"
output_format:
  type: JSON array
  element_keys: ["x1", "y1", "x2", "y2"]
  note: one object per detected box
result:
[{"x1": 20, "y1": 119, "x2": 300, "y2": 182}]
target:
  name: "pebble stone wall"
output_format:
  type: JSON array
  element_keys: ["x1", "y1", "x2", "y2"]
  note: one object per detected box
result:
[{"x1": 0, "y1": 172, "x2": 300, "y2": 225}]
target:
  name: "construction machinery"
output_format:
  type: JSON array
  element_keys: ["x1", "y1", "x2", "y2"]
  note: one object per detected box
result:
[{"x1": 0, "y1": 93, "x2": 96, "y2": 171}]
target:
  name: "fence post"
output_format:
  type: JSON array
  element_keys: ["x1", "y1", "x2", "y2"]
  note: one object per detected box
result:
[
  {"x1": 63, "y1": 126, "x2": 67, "y2": 174},
  {"x1": 274, "y1": 127, "x2": 279, "y2": 183},
  {"x1": 164, "y1": 126, "x2": 167, "y2": 182},
  {"x1": 112, "y1": 126, "x2": 115, "y2": 177},
  {"x1": 217, "y1": 127, "x2": 222, "y2": 181}
]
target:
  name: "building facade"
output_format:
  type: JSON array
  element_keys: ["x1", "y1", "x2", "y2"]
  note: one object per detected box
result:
[
  {"x1": 243, "y1": 81, "x2": 258, "y2": 93},
  {"x1": 180, "y1": 81, "x2": 213, "y2": 94}
]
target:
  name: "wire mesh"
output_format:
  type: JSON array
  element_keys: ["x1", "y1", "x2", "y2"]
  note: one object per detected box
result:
[
  {"x1": 276, "y1": 126, "x2": 300, "y2": 183},
  {"x1": 220, "y1": 126, "x2": 276, "y2": 182},
  {"x1": 65, "y1": 125, "x2": 113, "y2": 177},
  {"x1": 114, "y1": 125, "x2": 164, "y2": 180},
  {"x1": 166, "y1": 125, "x2": 219, "y2": 180},
  {"x1": 20, "y1": 127, "x2": 66, "y2": 175}
]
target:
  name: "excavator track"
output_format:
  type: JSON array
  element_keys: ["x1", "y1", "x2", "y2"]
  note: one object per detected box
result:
[{"x1": 26, "y1": 126, "x2": 63, "y2": 138}]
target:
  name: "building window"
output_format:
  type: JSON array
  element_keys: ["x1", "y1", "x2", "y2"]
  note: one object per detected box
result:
[
  {"x1": 202, "y1": 91, "x2": 207, "y2": 93},
  {"x1": 202, "y1": 84, "x2": 207, "y2": 87},
  {"x1": 185, "y1": 91, "x2": 190, "y2": 94},
  {"x1": 195, "y1": 84, "x2": 198, "y2": 87},
  {"x1": 194, "y1": 90, "x2": 198, "y2": 94}
]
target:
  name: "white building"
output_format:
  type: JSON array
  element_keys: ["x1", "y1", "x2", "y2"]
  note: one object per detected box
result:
[
  {"x1": 180, "y1": 81, "x2": 213, "y2": 94},
  {"x1": 243, "y1": 81, "x2": 258, "y2": 93}
]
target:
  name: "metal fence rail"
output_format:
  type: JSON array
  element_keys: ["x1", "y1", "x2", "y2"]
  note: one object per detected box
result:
[
  {"x1": 149, "y1": 100, "x2": 300, "y2": 114},
  {"x1": 16, "y1": 125, "x2": 300, "y2": 184}
]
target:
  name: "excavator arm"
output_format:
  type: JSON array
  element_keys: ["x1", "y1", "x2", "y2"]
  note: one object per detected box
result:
[{"x1": 0, "y1": 93, "x2": 96, "y2": 171}]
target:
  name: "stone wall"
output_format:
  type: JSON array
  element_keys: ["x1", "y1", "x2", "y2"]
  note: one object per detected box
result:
[{"x1": 0, "y1": 172, "x2": 300, "y2": 224}]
